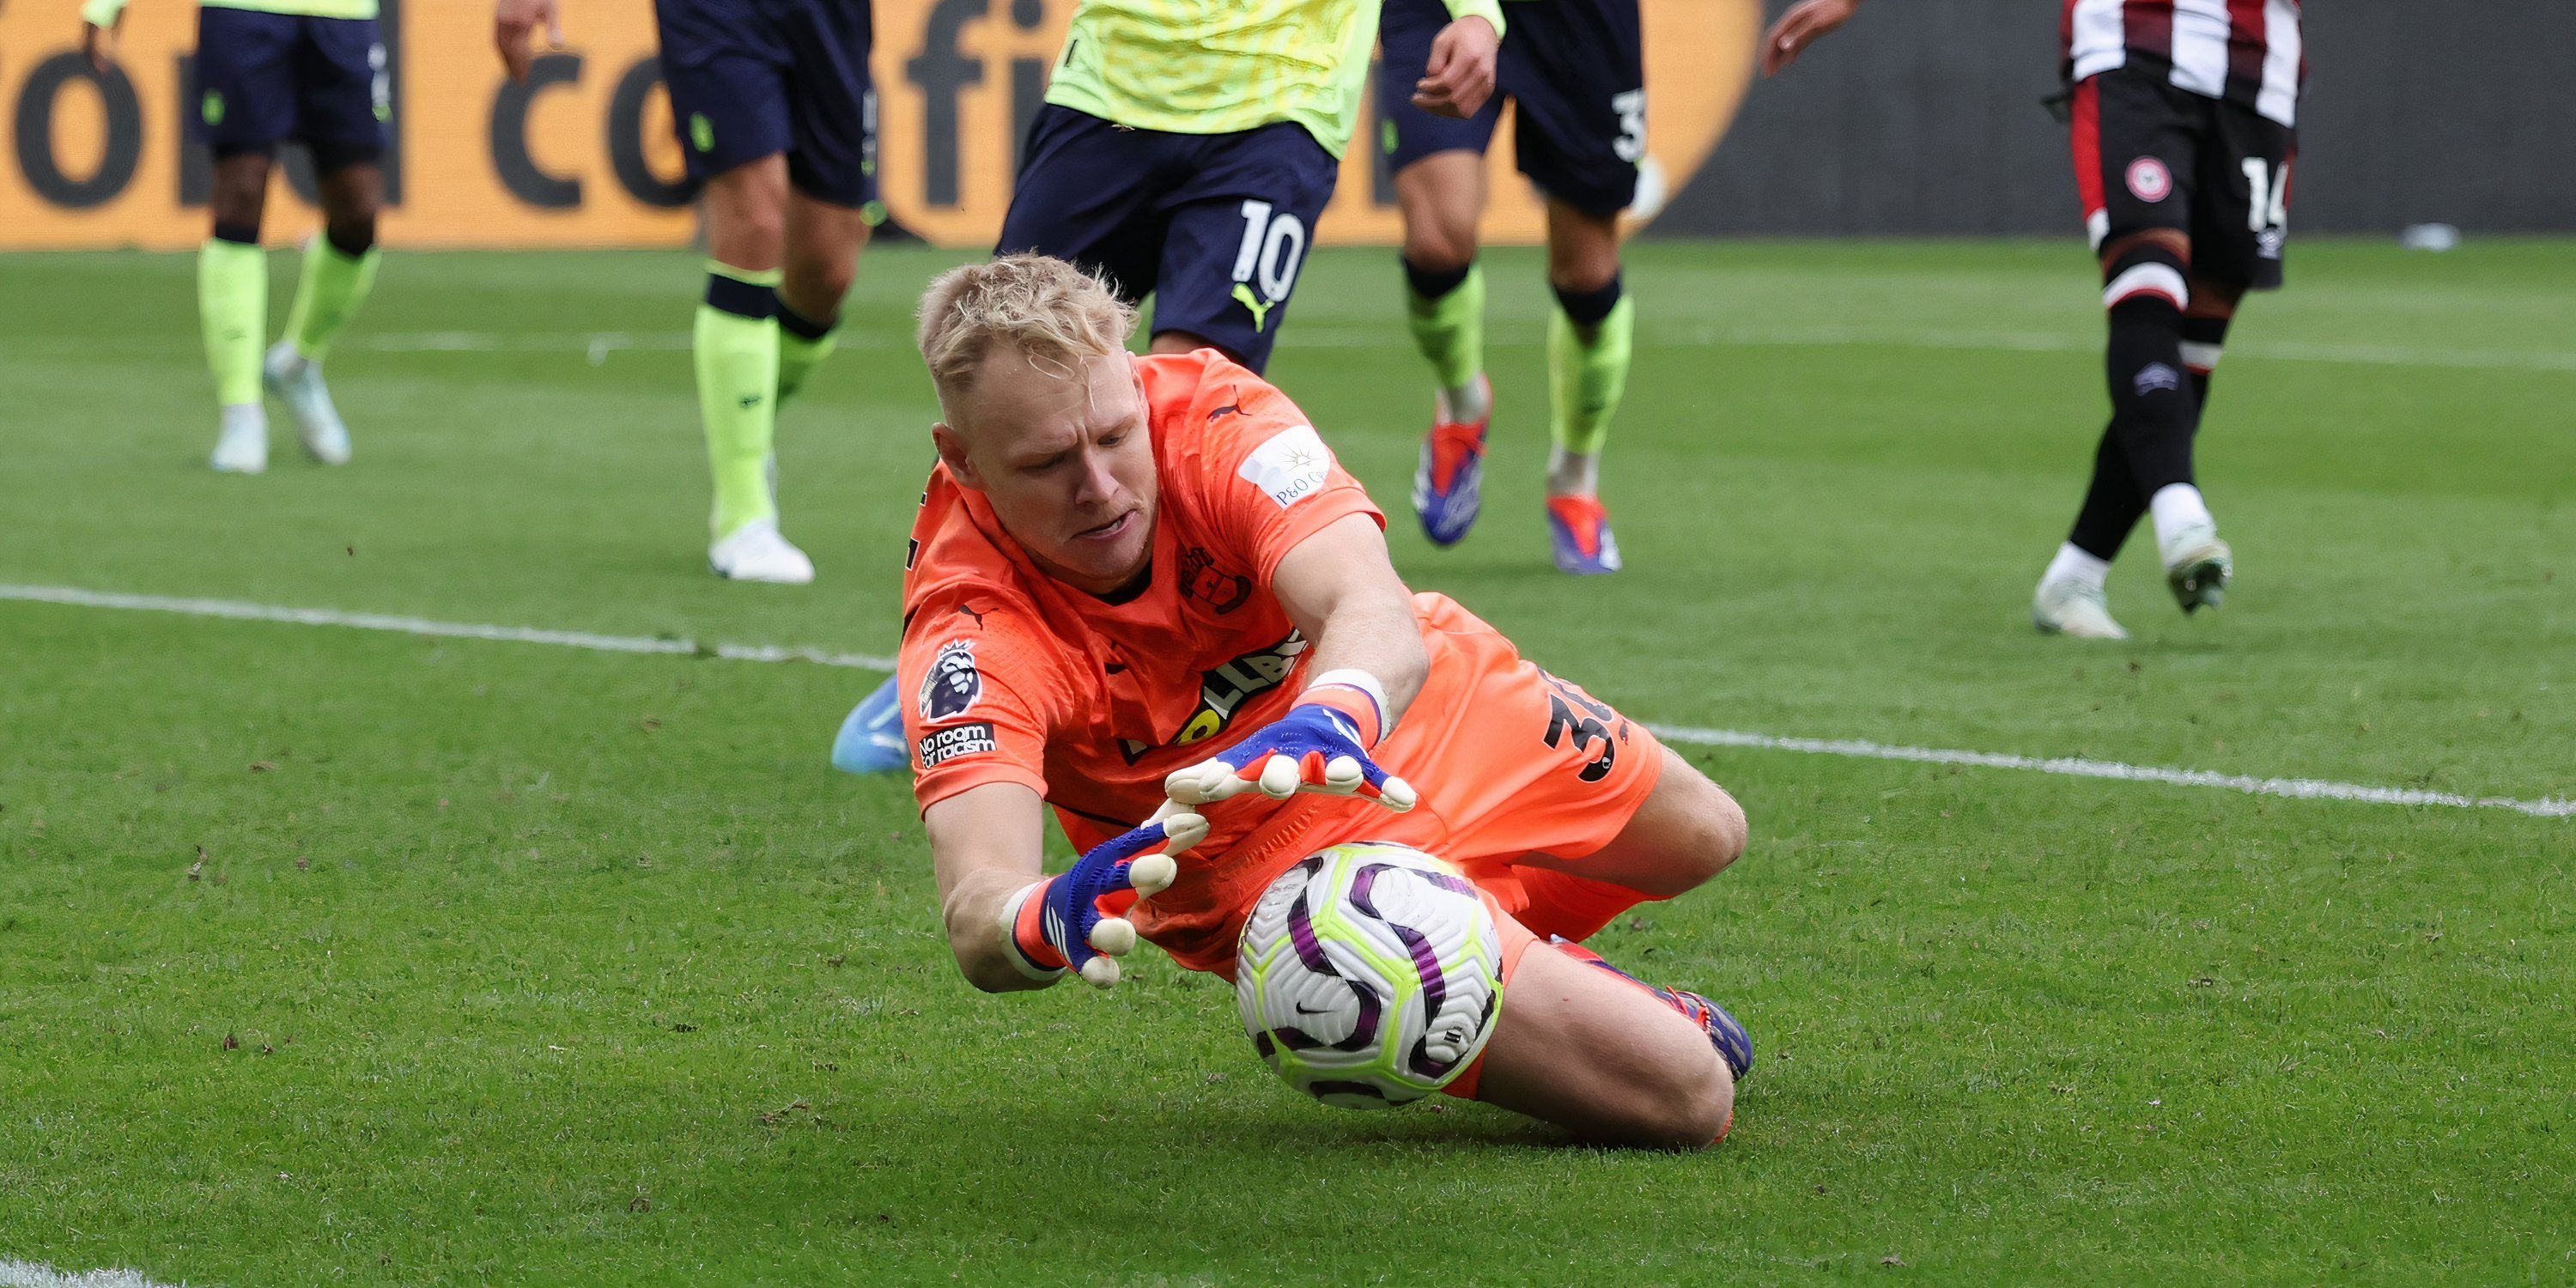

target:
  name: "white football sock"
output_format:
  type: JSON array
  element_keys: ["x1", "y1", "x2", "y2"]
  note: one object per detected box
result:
[
  {"x1": 2149, "y1": 483, "x2": 2215, "y2": 551},
  {"x1": 2042, "y1": 541, "x2": 2111, "y2": 592},
  {"x1": 1546, "y1": 446, "x2": 1598, "y2": 497}
]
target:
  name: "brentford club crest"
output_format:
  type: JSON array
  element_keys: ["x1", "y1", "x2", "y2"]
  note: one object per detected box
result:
[{"x1": 2126, "y1": 156, "x2": 2173, "y2": 203}]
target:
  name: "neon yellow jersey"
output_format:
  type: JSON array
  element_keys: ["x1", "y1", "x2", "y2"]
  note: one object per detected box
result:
[
  {"x1": 83, "y1": 0, "x2": 380, "y2": 25},
  {"x1": 1045, "y1": 0, "x2": 1505, "y2": 159}
]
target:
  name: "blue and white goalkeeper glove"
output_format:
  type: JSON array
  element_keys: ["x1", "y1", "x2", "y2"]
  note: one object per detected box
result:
[
  {"x1": 1163, "y1": 671, "x2": 1419, "y2": 812},
  {"x1": 999, "y1": 810, "x2": 1209, "y2": 988}
]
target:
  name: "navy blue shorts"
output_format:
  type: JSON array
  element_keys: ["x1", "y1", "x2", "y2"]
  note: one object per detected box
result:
[
  {"x1": 191, "y1": 6, "x2": 386, "y2": 170},
  {"x1": 997, "y1": 106, "x2": 1340, "y2": 375},
  {"x1": 1377, "y1": 0, "x2": 1644, "y2": 217},
  {"x1": 653, "y1": 0, "x2": 877, "y2": 208}
]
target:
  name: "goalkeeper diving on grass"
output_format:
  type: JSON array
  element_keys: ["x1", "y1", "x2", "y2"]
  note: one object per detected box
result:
[{"x1": 898, "y1": 256, "x2": 1755, "y2": 1148}]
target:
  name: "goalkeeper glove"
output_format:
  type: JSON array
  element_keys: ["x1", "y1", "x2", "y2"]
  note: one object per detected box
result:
[
  {"x1": 1163, "y1": 670, "x2": 1419, "y2": 812},
  {"x1": 999, "y1": 811, "x2": 1208, "y2": 988}
]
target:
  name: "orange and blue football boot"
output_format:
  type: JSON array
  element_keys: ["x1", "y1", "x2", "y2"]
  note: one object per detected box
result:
[
  {"x1": 1410, "y1": 379, "x2": 1491, "y2": 546},
  {"x1": 1545, "y1": 494, "x2": 1623, "y2": 575},
  {"x1": 1550, "y1": 936, "x2": 1753, "y2": 1084}
]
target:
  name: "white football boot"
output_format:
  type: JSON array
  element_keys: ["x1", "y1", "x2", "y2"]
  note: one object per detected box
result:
[
  {"x1": 264, "y1": 342, "x2": 352, "y2": 465},
  {"x1": 709, "y1": 517, "x2": 815, "y2": 584},
  {"x1": 2160, "y1": 525, "x2": 2233, "y2": 614},
  {"x1": 209, "y1": 404, "x2": 270, "y2": 474},
  {"x1": 2032, "y1": 575, "x2": 2130, "y2": 640}
]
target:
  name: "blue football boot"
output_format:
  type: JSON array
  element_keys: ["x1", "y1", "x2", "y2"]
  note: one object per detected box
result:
[{"x1": 829, "y1": 675, "x2": 910, "y2": 775}]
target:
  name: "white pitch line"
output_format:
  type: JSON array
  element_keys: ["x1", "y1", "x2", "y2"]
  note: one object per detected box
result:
[
  {"x1": 0, "y1": 583, "x2": 896, "y2": 671},
  {"x1": 1646, "y1": 725, "x2": 2573, "y2": 818},
  {"x1": 0, "y1": 1261, "x2": 189, "y2": 1288},
  {"x1": 3, "y1": 582, "x2": 2567, "y2": 819}
]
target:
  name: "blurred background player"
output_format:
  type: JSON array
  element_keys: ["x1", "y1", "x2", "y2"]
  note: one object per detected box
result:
[
  {"x1": 1382, "y1": 0, "x2": 1645, "y2": 574},
  {"x1": 1766, "y1": 0, "x2": 2301, "y2": 636},
  {"x1": 830, "y1": 0, "x2": 1503, "y2": 771},
  {"x1": 904, "y1": 256, "x2": 1753, "y2": 1148},
  {"x1": 85, "y1": 0, "x2": 387, "y2": 474},
  {"x1": 497, "y1": 0, "x2": 879, "y2": 585},
  {"x1": 996, "y1": 0, "x2": 1502, "y2": 374}
]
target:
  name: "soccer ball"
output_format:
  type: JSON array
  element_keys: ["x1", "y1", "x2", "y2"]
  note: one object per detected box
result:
[{"x1": 1234, "y1": 842, "x2": 1505, "y2": 1109}]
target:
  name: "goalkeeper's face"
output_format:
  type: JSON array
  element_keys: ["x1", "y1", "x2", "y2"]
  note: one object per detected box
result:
[{"x1": 935, "y1": 348, "x2": 1159, "y2": 597}]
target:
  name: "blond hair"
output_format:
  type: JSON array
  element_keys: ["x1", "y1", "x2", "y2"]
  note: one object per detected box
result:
[{"x1": 917, "y1": 253, "x2": 1137, "y2": 409}]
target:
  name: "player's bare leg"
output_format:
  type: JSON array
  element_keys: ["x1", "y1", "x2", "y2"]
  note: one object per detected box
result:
[
  {"x1": 696, "y1": 155, "x2": 811, "y2": 583},
  {"x1": 202, "y1": 152, "x2": 273, "y2": 473},
  {"x1": 1394, "y1": 151, "x2": 1494, "y2": 545},
  {"x1": 775, "y1": 189, "x2": 870, "y2": 406},
  {"x1": 264, "y1": 161, "x2": 383, "y2": 465},
  {"x1": 1465, "y1": 746, "x2": 1757, "y2": 1127},
  {"x1": 1541, "y1": 197, "x2": 1631, "y2": 573},
  {"x1": 1506, "y1": 746, "x2": 1746, "y2": 941},
  {"x1": 1465, "y1": 928, "x2": 1738, "y2": 1149}
]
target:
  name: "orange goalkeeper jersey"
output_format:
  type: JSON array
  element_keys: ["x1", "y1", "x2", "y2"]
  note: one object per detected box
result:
[{"x1": 898, "y1": 349, "x2": 1384, "y2": 845}]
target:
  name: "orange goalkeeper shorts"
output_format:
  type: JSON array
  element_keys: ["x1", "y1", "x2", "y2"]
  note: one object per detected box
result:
[{"x1": 1133, "y1": 596, "x2": 1668, "y2": 976}]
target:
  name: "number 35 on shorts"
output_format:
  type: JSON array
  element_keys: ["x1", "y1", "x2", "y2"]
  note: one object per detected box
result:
[{"x1": 1230, "y1": 200, "x2": 1309, "y2": 334}]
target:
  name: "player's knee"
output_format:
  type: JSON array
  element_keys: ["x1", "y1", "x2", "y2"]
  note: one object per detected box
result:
[
  {"x1": 1616, "y1": 1048, "x2": 1734, "y2": 1151},
  {"x1": 782, "y1": 246, "x2": 856, "y2": 319},
  {"x1": 1546, "y1": 247, "x2": 1619, "y2": 302},
  {"x1": 2184, "y1": 273, "x2": 2246, "y2": 319},
  {"x1": 1625, "y1": 765, "x2": 1747, "y2": 896},
  {"x1": 1401, "y1": 225, "x2": 1478, "y2": 276},
  {"x1": 1704, "y1": 786, "x2": 1748, "y2": 875},
  {"x1": 713, "y1": 214, "x2": 785, "y2": 269},
  {"x1": 207, "y1": 155, "x2": 270, "y2": 229},
  {"x1": 2099, "y1": 230, "x2": 2191, "y2": 313}
]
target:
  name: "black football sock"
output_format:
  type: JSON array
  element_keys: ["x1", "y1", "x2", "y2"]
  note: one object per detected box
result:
[
  {"x1": 2180, "y1": 312, "x2": 2232, "y2": 410},
  {"x1": 2104, "y1": 295, "x2": 2201, "y2": 496},
  {"x1": 2067, "y1": 421, "x2": 2146, "y2": 561}
]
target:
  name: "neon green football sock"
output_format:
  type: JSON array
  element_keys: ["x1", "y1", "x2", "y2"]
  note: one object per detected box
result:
[
  {"x1": 198, "y1": 237, "x2": 267, "y2": 407},
  {"x1": 1547, "y1": 293, "x2": 1634, "y2": 460},
  {"x1": 283, "y1": 236, "x2": 380, "y2": 364},
  {"x1": 696, "y1": 262, "x2": 782, "y2": 539},
  {"x1": 775, "y1": 301, "x2": 840, "y2": 408},
  {"x1": 1404, "y1": 261, "x2": 1485, "y2": 399}
]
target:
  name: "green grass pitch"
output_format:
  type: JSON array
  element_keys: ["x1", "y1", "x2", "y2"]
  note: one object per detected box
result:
[{"x1": 0, "y1": 239, "x2": 2569, "y2": 1285}]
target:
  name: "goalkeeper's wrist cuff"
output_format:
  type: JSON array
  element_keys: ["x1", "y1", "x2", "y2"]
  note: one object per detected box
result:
[
  {"x1": 996, "y1": 879, "x2": 1068, "y2": 982},
  {"x1": 1301, "y1": 668, "x2": 1390, "y2": 748}
]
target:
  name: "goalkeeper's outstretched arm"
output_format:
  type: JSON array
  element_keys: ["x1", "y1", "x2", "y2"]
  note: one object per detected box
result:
[
  {"x1": 927, "y1": 782, "x2": 1056, "y2": 993},
  {"x1": 1272, "y1": 513, "x2": 1430, "y2": 734},
  {"x1": 929, "y1": 784, "x2": 1206, "y2": 993}
]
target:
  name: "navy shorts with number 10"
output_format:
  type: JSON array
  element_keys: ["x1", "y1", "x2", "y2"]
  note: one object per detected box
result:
[
  {"x1": 653, "y1": 0, "x2": 878, "y2": 208},
  {"x1": 997, "y1": 105, "x2": 1340, "y2": 376}
]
